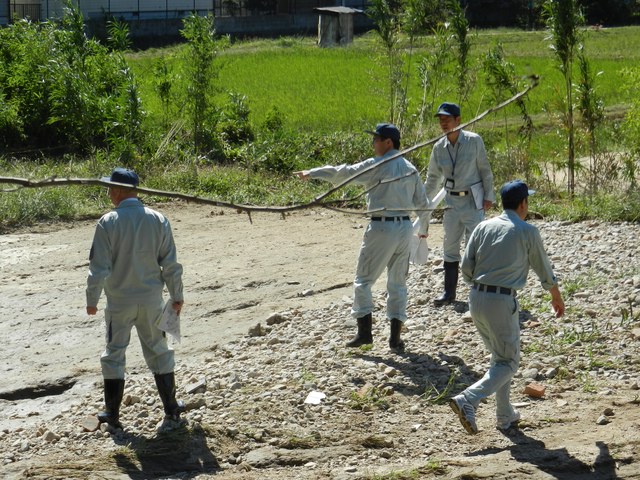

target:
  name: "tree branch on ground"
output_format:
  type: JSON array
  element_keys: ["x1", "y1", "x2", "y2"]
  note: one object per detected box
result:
[{"x1": 0, "y1": 77, "x2": 538, "y2": 221}]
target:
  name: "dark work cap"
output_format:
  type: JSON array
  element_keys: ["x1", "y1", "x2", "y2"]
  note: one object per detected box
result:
[
  {"x1": 365, "y1": 123, "x2": 401, "y2": 143},
  {"x1": 500, "y1": 180, "x2": 535, "y2": 206},
  {"x1": 435, "y1": 102, "x2": 461, "y2": 117},
  {"x1": 101, "y1": 167, "x2": 139, "y2": 187}
]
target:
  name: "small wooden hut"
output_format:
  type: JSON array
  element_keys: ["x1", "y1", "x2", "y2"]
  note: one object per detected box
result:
[{"x1": 314, "y1": 6, "x2": 362, "y2": 47}]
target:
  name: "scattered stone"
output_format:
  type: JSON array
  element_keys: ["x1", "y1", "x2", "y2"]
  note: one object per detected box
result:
[
  {"x1": 80, "y1": 416, "x2": 100, "y2": 432},
  {"x1": 523, "y1": 383, "x2": 546, "y2": 398},
  {"x1": 185, "y1": 378, "x2": 207, "y2": 394},
  {"x1": 383, "y1": 367, "x2": 398, "y2": 378},
  {"x1": 248, "y1": 323, "x2": 266, "y2": 337},
  {"x1": 123, "y1": 394, "x2": 141, "y2": 406},
  {"x1": 42, "y1": 431, "x2": 60, "y2": 443},
  {"x1": 358, "y1": 383, "x2": 375, "y2": 397},
  {"x1": 382, "y1": 386, "x2": 394, "y2": 396},
  {"x1": 185, "y1": 395, "x2": 206, "y2": 410},
  {"x1": 3, "y1": 220, "x2": 640, "y2": 477}
]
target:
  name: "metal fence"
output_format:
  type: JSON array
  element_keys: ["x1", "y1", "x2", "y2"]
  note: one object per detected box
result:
[
  {"x1": 10, "y1": 2, "x2": 41, "y2": 21},
  {"x1": 7, "y1": 0, "x2": 367, "y2": 22},
  {"x1": 9, "y1": 0, "x2": 282, "y2": 21}
]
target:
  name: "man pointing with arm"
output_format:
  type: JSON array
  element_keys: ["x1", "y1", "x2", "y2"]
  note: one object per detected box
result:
[{"x1": 295, "y1": 123, "x2": 430, "y2": 352}]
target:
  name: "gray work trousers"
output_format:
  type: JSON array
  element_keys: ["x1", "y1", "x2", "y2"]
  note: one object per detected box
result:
[
  {"x1": 101, "y1": 300, "x2": 175, "y2": 379},
  {"x1": 462, "y1": 287, "x2": 520, "y2": 422},
  {"x1": 442, "y1": 195, "x2": 484, "y2": 263},
  {"x1": 351, "y1": 218, "x2": 413, "y2": 321}
]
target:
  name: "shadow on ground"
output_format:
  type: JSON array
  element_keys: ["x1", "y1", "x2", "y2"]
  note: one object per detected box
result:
[
  {"x1": 112, "y1": 423, "x2": 221, "y2": 479},
  {"x1": 470, "y1": 429, "x2": 619, "y2": 480}
]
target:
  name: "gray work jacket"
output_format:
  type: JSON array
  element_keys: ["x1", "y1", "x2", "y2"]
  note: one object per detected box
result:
[{"x1": 86, "y1": 198, "x2": 184, "y2": 307}]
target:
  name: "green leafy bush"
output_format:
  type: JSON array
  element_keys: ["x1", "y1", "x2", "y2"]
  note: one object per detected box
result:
[
  {"x1": 0, "y1": 93, "x2": 24, "y2": 146},
  {"x1": 0, "y1": 6, "x2": 143, "y2": 153}
]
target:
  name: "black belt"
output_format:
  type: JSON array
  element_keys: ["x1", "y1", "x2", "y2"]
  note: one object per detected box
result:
[
  {"x1": 473, "y1": 283, "x2": 515, "y2": 296},
  {"x1": 371, "y1": 216, "x2": 410, "y2": 222},
  {"x1": 449, "y1": 190, "x2": 469, "y2": 196}
]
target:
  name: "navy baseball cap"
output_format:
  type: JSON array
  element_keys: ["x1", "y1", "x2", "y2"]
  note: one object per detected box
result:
[
  {"x1": 101, "y1": 167, "x2": 139, "y2": 187},
  {"x1": 435, "y1": 102, "x2": 461, "y2": 117},
  {"x1": 500, "y1": 180, "x2": 535, "y2": 205},
  {"x1": 365, "y1": 123, "x2": 401, "y2": 143}
]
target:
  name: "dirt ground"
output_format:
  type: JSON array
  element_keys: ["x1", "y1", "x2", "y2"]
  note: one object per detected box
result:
[
  {"x1": 0, "y1": 203, "x2": 442, "y2": 428},
  {"x1": 2, "y1": 202, "x2": 640, "y2": 480}
]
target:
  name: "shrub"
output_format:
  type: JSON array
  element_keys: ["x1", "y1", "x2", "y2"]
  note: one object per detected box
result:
[
  {"x1": 180, "y1": 13, "x2": 229, "y2": 153},
  {"x1": 0, "y1": 93, "x2": 24, "y2": 146},
  {"x1": 217, "y1": 92, "x2": 254, "y2": 148},
  {"x1": 0, "y1": 6, "x2": 144, "y2": 153}
]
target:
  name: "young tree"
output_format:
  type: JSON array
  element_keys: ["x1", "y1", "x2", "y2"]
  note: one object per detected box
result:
[
  {"x1": 153, "y1": 57, "x2": 174, "y2": 132},
  {"x1": 398, "y1": 0, "x2": 428, "y2": 131},
  {"x1": 575, "y1": 45, "x2": 604, "y2": 195},
  {"x1": 366, "y1": 0, "x2": 404, "y2": 125},
  {"x1": 543, "y1": 0, "x2": 584, "y2": 197},
  {"x1": 621, "y1": 67, "x2": 640, "y2": 190},
  {"x1": 447, "y1": 0, "x2": 473, "y2": 103},
  {"x1": 413, "y1": 23, "x2": 454, "y2": 143},
  {"x1": 367, "y1": 0, "x2": 446, "y2": 130},
  {"x1": 180, "y1": 14, "x2": 228, "y2": 153},
  {"x1": 483, "y1": 43, "x2": 534, "y2": 181}
]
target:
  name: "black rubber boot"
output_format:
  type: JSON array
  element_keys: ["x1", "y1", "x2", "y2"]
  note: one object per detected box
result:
[
  {"x1": 434, "y1": 261, "x2": 459, "y2": 306},
  {"x1": 389, "y1": 318, "x2": 405, "y2": 352},
  {"x1": 154, "y1": 372, "x2": 185, "y2": 420},
  {"x1": 346, "y1": 313, "x2": 373, "y2": 347},
  {"x1": 97, "y1": 378, "x2": 125, "y2": 429}
]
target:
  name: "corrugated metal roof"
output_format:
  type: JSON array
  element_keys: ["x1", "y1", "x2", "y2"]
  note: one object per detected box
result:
[{"x1": 313, "y1": 6, "x2": 362, "y2": 15}]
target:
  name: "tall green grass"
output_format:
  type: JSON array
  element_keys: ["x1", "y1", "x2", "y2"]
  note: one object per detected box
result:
[
  {"x1": 128, "y1": 26, "x2": 639, "y2": 133},
  {"x1": 0, "y1": 158, "x2": 109, "y2": 231},
  {"x1": 2, "y1": 26, "x2": 640, "y2": 231}
]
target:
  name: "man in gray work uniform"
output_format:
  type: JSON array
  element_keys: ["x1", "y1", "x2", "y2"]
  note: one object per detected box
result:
[
  {"x1": 424, "y1": 102, "x2": 495, "y2": 306},
  {"x1": 295, "y1": 123, "x2": 430, "y2": 352},
  {"x1": 450, "y1": 180, "x2": 565, "y2": 435},
  {"x1": 86, "y1": 167, "x2": 185, "y2": 429}
]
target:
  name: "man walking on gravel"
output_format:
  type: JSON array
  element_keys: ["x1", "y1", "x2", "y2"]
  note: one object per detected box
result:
[
  {"x1": 86, "y1": 167, "x2": 185, "y2": 429},
  {"x1": 294, "y1": 123, "x2": 430, "y2": 352},
  {"x1": 450, "y1": 180, "x2": 564, "y2": 435},
  {"x1": 424, "y1": 102, "x2": 495, "y2": 306}
]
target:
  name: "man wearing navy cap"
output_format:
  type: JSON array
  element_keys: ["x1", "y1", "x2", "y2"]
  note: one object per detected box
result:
[
  {"x1": 295, "y1": 123, "x2": 430, "y2": 352},
  {"x1": 449, "y1": 180, "x2": 565, "y2": 435},
  {"x1": 424, "y1": 102, "x2": 496, "y2": 306},
  {"x1": 86, "y1": 167, "x2": 186, "y2": 430}
]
